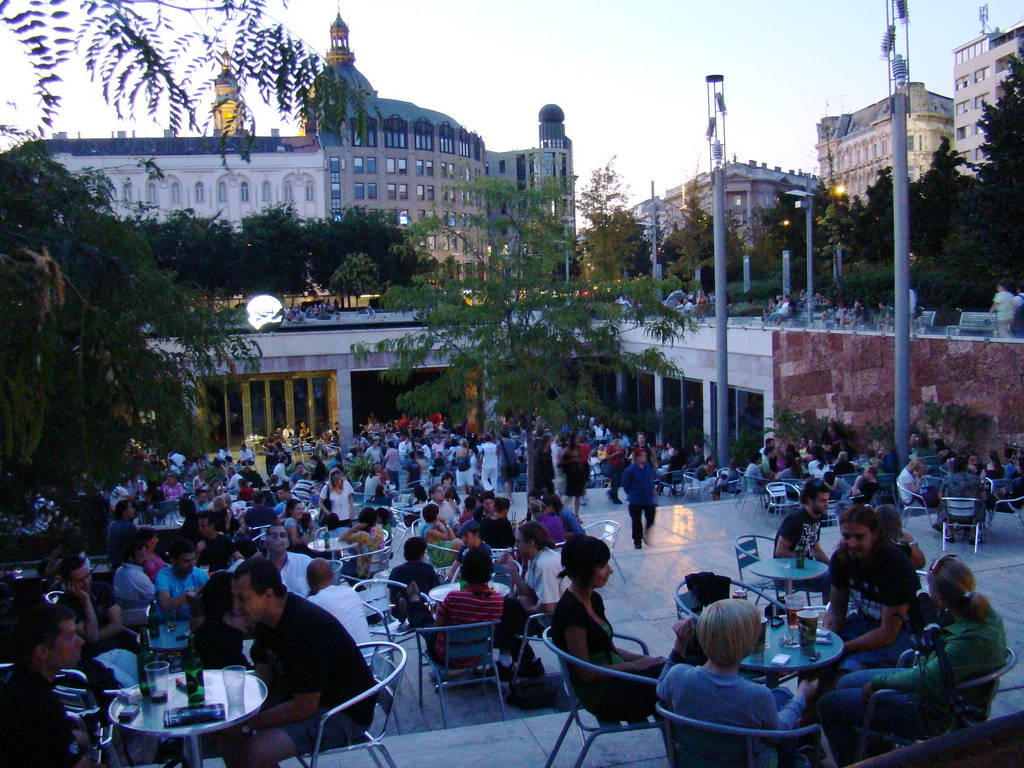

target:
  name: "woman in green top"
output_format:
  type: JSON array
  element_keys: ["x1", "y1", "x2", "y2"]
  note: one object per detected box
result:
[
  {"x1": 819, "y1": 554, "x2": 1008, "y2": 766},
  {"x1": 550, "y1": 536, "x2": 671, "y2": 722}
]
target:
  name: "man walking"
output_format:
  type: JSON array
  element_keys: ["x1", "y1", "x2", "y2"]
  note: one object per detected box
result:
[{"x1": 621, "y1": 448, "x2": 657, "y2": 549}]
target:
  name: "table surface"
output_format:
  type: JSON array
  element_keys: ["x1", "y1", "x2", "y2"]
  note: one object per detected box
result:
[
  {"x1": 740, "y1": 623, "x2": 843, "y2": 678},
  {"x1": 428, "y1": 582, "x2": 511, "y2": 601},
  {"x1": 149, "y1": 623, "x2": 189, "y2": 653},
  {"x1": 748, "y1": 558, "x2": 828, "y2": 581},
  {"x1": 307, "y1": 537, "x2": 355, "y2": 553},
  {"x1": 110, "y1": 670, "x2": 267, "y2": 739}
]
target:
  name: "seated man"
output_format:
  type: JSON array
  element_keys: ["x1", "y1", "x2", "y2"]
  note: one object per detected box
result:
[
  {"x1": 221, "y1": 558, "x2": 377, "y2": 768},
  {"x1": 430, "y1": 549, "x2": 504, "y2": 667},
  {"x1": 773, "y1": 479, "x2": 832, "y2": 600},
  {"x1": 155, "y1": 539, "x2": 209, "y2": 627},
  {"x1": 57, "y1": 555, "x2": 136, "y2": 687},
  {"x1": 264, "y1": 523, "x2": 312, "y2": 597},
  {"x1": 823, "y1": 505, "x2": 920, "y2": 675},
  {"x1": 112, "y1": 540, "x2": 155, "y2": 610},
  {"x1": 447, "y1": 520, "x2": 492, "y2": 583},
  {"x1": 195, "y1": 510, "x2": 243, "y2": 572},
  {"x1": 388, "y1": 536, "x2": 440, "y2": 629},
  {"x1": 937, "y1": 455, "x2": 987, "y2": 540},
  {"x1": 0, "y1": 603, "x2": 96, "y2": 768},
  {"x1": 479, "y1": 497, "x2": 515, "y2": 549},
  {"x1": 305, "y1": 559, "x2": 371, "y2": 646}
]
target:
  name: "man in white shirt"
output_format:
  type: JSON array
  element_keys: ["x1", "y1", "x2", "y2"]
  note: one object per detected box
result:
[
  {"x1": 479, "y1": 435, "x2": 499, "y2": 492},
  {"x1": 238, "y1": 443, "x2": 256, "y2": 466},
  {"x1": 112, "y1": 541, "x2": 155, "y2": 610},
  {"x1": 224, "y1": 464, "x2": 242, "y2": 492},
  {"x1": 305, "y1": 559, "x2": 371, "y2": 645},
  {"x1": 168, "y1": 451, "x2": 186, "y2": 472},
  {"x1": 264, "y1": 524, "x2": 312, "y2": 597}
]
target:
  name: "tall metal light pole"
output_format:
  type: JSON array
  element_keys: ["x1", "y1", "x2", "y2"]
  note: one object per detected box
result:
[
  {"x1": 884, "y1": 0, "x2": 911, "y2": 468},
  {"x1": 706, "y1": 74, "x2": 729, "y2": 469},
  {"x1": 785, "y1": 185, "x2": 814, "y2": 327}
]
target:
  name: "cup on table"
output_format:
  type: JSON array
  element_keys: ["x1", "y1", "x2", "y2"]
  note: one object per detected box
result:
[
  {"x1": 222, "y1": 666, "x2": 246, "y2": 711},
  {"x1": 732, "y1": 587, "x2": 748, "y2": 601},
  {"x1": 754, "y1": 615, "x2": 768, "y2": 656},
  {"x1": 785, "y1": 594, "x2": 806, "y2": 632},
  {"x1": 145, "y1": 661, "x2": 170, "y2": 703},
  {"x1": 797, "y1": 610, "x2": 818, "y2": 652}
]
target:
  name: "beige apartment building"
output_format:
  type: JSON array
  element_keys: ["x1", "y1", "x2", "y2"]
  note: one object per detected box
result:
[
  {"x1": 952, "y1": 18, "x2": 1024, "y2": 164},
  {"x1": 815, "y1": 83, "x2": 952, "y2": 199}
]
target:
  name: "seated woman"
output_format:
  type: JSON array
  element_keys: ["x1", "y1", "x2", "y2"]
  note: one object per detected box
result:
[
  {"x1": 193, "y1": 571, "x2": 249, "y2": 670},
  {"x1": 849, "y1": 465, "x2": 880, "y2": 504},
  {"x1": 535, "y1": 494, "x2": 568, "y2": 545},
  {"x1": 709, "y1": 458, "x2": 743, "y2": 500},
  {"x1": 658, "y1": 600, "x2": 817, "y2": 768},
  {"x1": 281, "y1": 498, "x2": 312, "y2": 549},
  {"x1": 416, "y1": 503, "x2": 462, "y2": 568},
  {"x1": 551, "y1": 536, "x2": 670, "y2": 722},
  {"x1": 875, "y1": 504, "x2": 926, "y2": 569},
  {"x1": 819, "y1": 556, "x2": 1007, "y2": 766},
  {"x1": 340, "y1": 506, "x2": 387, "y2": 579}
]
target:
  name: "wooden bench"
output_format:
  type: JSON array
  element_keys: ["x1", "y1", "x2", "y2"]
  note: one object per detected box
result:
[
  {"x1": 916, "y1": 310, "x2": 936, "y2": 333},
  {"x1": 948, "y1": 311, "x2": 995, "y2": 337}
]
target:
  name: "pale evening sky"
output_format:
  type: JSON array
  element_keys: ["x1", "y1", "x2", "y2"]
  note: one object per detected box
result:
[{"x1": 1, "y1": 0, "x2": 1021, "y2": 205}]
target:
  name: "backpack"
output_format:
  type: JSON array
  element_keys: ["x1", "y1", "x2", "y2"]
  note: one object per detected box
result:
[{"x1": 457, "y1": 454, "x2": 471, "y2": 472}]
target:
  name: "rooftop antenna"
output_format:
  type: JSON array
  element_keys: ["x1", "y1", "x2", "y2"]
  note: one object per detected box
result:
[{"x1": 979, "y1": 4, "x2": 990, "y2": 34}]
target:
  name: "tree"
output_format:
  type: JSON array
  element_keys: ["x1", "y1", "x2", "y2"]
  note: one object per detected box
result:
[
  {"x1": 3, "y1": 1, "x2": 373, "y2": 142},
  {"x1": 0, "y1": 141, "x2": 258, "y2": 521},
  {"x1": 361, "y1": 177, "x2": 691, "y2": 439},
  {"x1": 909, "y1": 136, "x2": 972, "y2": 262},
  {"x1": 330, "y1": 252, "x2": 380, "y2": 306},
  {"x1": 136, "y1": 210, "x2": 240, "y2": 296},
  {"x1": 662, "y1": 185, "x2": 745, "y2": 289},
  {"x1": 236, "y1": 204, "x2": 308, "y2": 295},
  {"x1": 953, "y1": 57, "x2": 1024, "y2": 280},
  {"x1": 578, "y1": 158, "x2": 647, "y2": 280}
]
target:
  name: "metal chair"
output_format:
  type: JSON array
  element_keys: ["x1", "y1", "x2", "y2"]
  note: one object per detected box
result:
[
  {"x1": 896, "y1": 483, "x2": 931, "y2": 527},
  {"x1": 296, "y1": 642, "x2": 407, "y2": 768},
  {"x1": 941, "y1": 497, "x2": 986, "y2": 553},
  {"x1": 582, "y1": 520, "x2": 626, "y2": 583},
  {"x1": 855, "y1": 648, "x2": 1017, "y2": 762},
  {"x1": 674, "y1": 578, "x2": 784, "y2": 621},
  {"x1": 355, "y1": 578, "x2": 432, "y2": 644},
  {"x1": 737, "y1": 475, "x2": 767, "y2": 515},
  {"x1": 682, "y1": 471, "x2": 710, "y2": 502},
  {"x1": 733, "y1": 535, "x2": 777, "y2": 600},
  {"x1": 656, "y1": 701, "x2": 821, "y2": 768},
  {"x1": 763, "y1": 483, "x2": 799, "y2": 526},
  {"x1": 541, "y1": 627, "x2": 661, "y2": 768},
  {"x1": 338, "y1": 546, "x2": 393, "y2": 581},
  {"x1": 509, "y1": 611, "x2": 552, "y2": 688},
  {"x1": 823, "y1": 498, "x2": 842, "y2": 527},
  {"x1": 992, "y1": 495, "x2": 1024, "y2": 534},
  {"x1": 52, "y1": 668, "x2": 121, "y2": 768},
  {"x1": 415, "y1": 621, "x2": 506, "y2": 729}
]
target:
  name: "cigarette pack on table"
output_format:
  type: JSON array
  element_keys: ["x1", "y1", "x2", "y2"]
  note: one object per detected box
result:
[
  {"x1": 117, "y1": 687, "x2": 142, "y2": 705},
  {"x1": 770, "y1": 654, "x2": 791, "y2": 666},
  {"x1": 816, "y1": 629, "x2": 834, "y2": 645}
]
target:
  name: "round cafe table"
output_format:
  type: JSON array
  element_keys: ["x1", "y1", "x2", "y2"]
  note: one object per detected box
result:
[
  {"x1": 307, "y1": 537, "x2": 354, "y2": 558},
  {"x1": 428, "y1": 582, "x2": 511, "y2": 602},
  {"x1": 149, "y1": 623, "x2": 189, "y2": 657},
  {"x1": 748, "y1": 557, "x2": 827, "y2": 594},
  {"x1": 110, "y1": 670, "x2": 267, "y2": 767},
  {"x1": 740, "y1": 622, "x2": 843, "y2": 688}
]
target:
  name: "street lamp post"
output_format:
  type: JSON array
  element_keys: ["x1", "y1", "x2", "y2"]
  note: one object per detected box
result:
[
  {"x1": 706, "y1": 75, "x2": 729, "y2": 469},
  {"x1": 786, "y1": 183, "x2": 814, "y2": 327}
]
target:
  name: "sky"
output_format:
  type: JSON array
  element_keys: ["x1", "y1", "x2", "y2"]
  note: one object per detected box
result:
[{"x1": 2, "y1": 0, "x2": 1021, "y2": 205}]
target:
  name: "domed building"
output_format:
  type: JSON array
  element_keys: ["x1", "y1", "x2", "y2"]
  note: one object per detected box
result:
[{"x1": 45, "y1": 13, "x2": 573, "y2": 265}]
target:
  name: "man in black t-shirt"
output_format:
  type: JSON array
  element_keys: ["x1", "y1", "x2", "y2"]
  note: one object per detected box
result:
[
  {"x1": 480, "y1": 497, "x2": 516, "y2": 549},
  {"x1": 823, "y1": 505, "x2": 920, "y2": 674},
  {"x1": 774, "y1": 479, "x2": 832, "y2": 598},
  {"x1": 0, "y1": 603, "x2": 95, "y2": 768},
  {"x1": 221, "y1": 557, "x2": 376, "y2": 768},
  {"x1": 195, "y1": 511, "x2": 242, "y2": 572},
  {"x1": 389, "y1": 536, "x2": 440, "y2": 628}
]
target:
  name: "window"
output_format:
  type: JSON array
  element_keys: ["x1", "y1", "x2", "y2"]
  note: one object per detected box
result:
[
  {"x1": 438, "y1": 122, "x2": 455, "y2": 154},
  {"x1": 414, "y1": 118, "x2": 434, "y2": 151},
  {"x1": 458, "y1": 127, "x2": 471, "y2": 157},
  {"x1": 955, "y1": 100, "x2": 969, "y2": 115},
  {"x1": 419, "y1": 210, "x2": 427, "y2": 220},
  {"x1": 305, "y1": 182, "x2": 315, "y2": 202},
  {"x1": 426, "y1": 185, "x2": 435, "y2": 201},
  {"x1": 171, "y1": 183, "x2": 181, "y2": 204},
  {"x1": 240, "y1": 181, "x2": 250, "y2": 202},
  {"x1": 498, "y1": 159, "x2": 506, "y2": 174},
  {"x1": 194, "y1": 182, "x2": 205, "y2": 203},
  {"x1": 974, "y1": 67, "x2": 989, "y2": 83},
  {"x1": 367, "y1": 183, "x2": 378, "y2": 199},
  {"x1": 906, "y1": 135, "x2": 914, "y2": 151},
  {"x1": 122, "y1": 182, "x2": 133, "y2": 203},
  {"x1": 283, "y1": 182, "x2": 293, "y2": 202},
  {"x1": 386, "y1": 158, "x2": 396, "y2": 173},
  {"x1": 387, "y1": 183, "x2": 397, "y2": 200},
  {"x1": 416, "y1": 160, "x2": 424, "y2": 176},
  {"x1": 146, "y1": 182, "x2": 157, "y2": 205},
  {"x1": 351, "y1": 118, "x2": 377, "y2": 147},
  {"x1": 383, "y1": 116, "x2": 408, "y2": 148},
  {"x1": 354, "y1": 183, "x2": 365, "y2": 200},
  {"x1": 354, "y1": 157, "x2": 364, "y2": 173},
  {"x1": 397, "y1": 158, "x2": 407, "y2": 175},
  {"x1": 425, "y1": 160, "x2": 434, "y2": 176},
  {"x1": 399, "y1": 184, "x2": 408, "y2": 200},
  {"x1": 956, "y1": 75, "x2": 970, "y2": 91},
  {"x1": 262, "y1": 181, "x2": 272, "y2": 202},
  {"x1": 417, "y1": 184, "x2": 425, "y2": 200},
  {"x1": 398, "y1": 210, "x2": 409, "y2": 226},
  {"x1": 217, "y1": 181, "x2": 228, "y2": 203},
  {"x1": 956, "y1": 126, "x2": 967, "y2": 140},
  {"x1": 975, "y1": 95, "x2": 985, "y2": 110},
  {"x1": 733, "y1": 195, "x2": 742, "y2": 206},
  {"x1": 366, "y1": 157, "x2": 377, "y2": 174}
]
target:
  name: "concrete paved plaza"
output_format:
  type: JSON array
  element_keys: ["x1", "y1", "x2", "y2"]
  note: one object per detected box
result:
[{"x1": 138, "y1": 488, "x2": 1024, "y2": 767}]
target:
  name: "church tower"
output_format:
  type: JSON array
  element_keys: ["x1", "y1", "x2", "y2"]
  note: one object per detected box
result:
[{"x1": 212, "y1": 50, "x2": 242, "y2": 135}]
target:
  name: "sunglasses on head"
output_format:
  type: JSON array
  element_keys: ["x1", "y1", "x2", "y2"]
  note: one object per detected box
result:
[{"x1": 929, "y1": 553, "x2": 956, "y2": 574}]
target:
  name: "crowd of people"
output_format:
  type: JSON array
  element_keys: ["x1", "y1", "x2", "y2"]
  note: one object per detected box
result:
[{"x1": 1, "y1": 415, "x2": 1018, "y2": 768}]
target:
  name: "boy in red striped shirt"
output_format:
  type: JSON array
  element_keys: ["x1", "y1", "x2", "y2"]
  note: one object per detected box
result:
[{"x1": 432, "y1": 549, "x2": 504, "y2": 667}]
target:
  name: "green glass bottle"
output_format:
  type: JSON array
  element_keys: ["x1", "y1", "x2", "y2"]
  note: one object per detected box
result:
[
  {"x1": 148, "y1": 600, "x2": 161, "y2": 640},
  {"x1": 322, "y1": 526, "x2": 331, "y2": 551},
  {"x1": 137, "y1": 631, "x2": 154, "y2": 698},
  {"x1": 184, "y1": 634, "x2": 205, "y2": 707}
]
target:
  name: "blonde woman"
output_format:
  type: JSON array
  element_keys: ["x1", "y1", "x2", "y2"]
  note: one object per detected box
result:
[
  {"x1": 896, "y1": 457, "x2": 927, "y2": 506},
  {"x1": 657, "y1": 599, "x2": 816, "y2": 768},
  {"x1": 319, "y1": 467, "x2": 355, "y2": 523}
]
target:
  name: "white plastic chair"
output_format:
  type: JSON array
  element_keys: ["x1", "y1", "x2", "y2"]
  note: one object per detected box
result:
[
  {"x1": 941, "y1": 497, "x2": 986, "y2": 553},
  {"x1": 582, "y1": 520, "x2": 626, "y2": 583}
]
